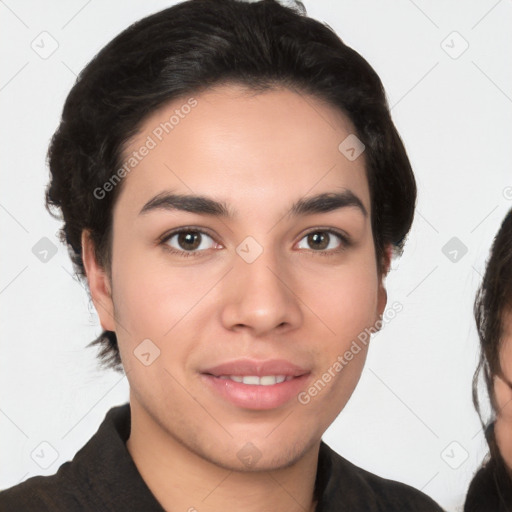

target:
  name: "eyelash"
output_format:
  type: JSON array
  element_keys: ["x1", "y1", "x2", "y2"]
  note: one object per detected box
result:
[{"x1": 158, "y1": 226, "x2": 352, "y2": 258}]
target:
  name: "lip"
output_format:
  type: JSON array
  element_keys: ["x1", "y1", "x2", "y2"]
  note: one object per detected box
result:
[
  {"x1": 202, "y1": 358, "x2": 310, "y2": 378},
  {"x1": 200, "y1": 358, "x2": 311, "y2": 410}
]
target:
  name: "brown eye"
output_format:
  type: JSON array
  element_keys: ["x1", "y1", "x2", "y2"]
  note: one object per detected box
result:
[
  {"x1": 297, "y1": 230, "x2": 344, "y2": 252},
  {"x1": 164, "y1": 230, "x2": 216, "y2": 253},
  {"x1": 307, "y1": 232, "x2": 329, "y2": 250},
  {"x1": 177, "y1": 232, "x2": 201, "y2": 250}
]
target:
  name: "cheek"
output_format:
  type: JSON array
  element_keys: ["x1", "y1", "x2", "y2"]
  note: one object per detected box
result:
[
  {"x1": 111, "y1": 267, "x2": 167, "y2": 337},
  {"x1": 496, "y1": 339, "x2": 512, "y2": 420},
  {"x1": 111, "y1": 249, "x2": 214, "y2": 335},
  {"x1": 495, "y1": 377, "x2": 512, "y2": 422},
  {"x1": 493, "y1": 377, "x2": 512, "y2": 470},
  {"x1": 293, "y1": 266, "x2": 375, "y2": 435},
  {"x1": 495, "y1": 417, "x2": 512, "y2": 471},
  {"x1": 297, "y1": 256, "x2": 380, "y2": 340},
  {"x1": 501, "y1": 338, "x2": 512, "y2": 379}
]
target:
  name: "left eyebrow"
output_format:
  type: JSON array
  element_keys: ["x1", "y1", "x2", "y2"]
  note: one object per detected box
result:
[
  {"x1": 288, "y1": 191, "x2": 367, "y2": 218},
  {"x1": 138, "y1": 190, "x2": 367, "y2": 218}
]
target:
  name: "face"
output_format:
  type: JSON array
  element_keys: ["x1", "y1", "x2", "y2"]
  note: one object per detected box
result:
[
  {"x1": 493, "y1": 310, "x2": 512, "y2": 470},
  {"x1": 84, "y1": 84, "x2": 388, "y2": 471}
]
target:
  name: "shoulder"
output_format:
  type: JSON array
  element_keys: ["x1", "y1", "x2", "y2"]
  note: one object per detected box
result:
[
  {"x1": 352, "y1": 462, "x2": 442, "y2": 511},
  {"x1": 0, "y1": 403, "x2": 129, "y2": 511},
  {"x1": 318, "y1": 442, "x2": 444, "y2": 511},
  {"x1": 464, "y1": 422, "x2": 512, "y2": 512},
  {"x1": 0, "y1": 462, "x2": 83, "y2": 512},
  {"x1": 464, "y1": 457, "x2": 512, "y2": 512}
]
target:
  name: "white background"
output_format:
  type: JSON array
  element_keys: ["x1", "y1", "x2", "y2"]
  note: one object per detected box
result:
[{"x1": 1, "y1": 1, "x2": 511, "y2": 510}]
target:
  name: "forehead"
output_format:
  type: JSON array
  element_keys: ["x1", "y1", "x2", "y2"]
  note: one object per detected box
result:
[{"x1": 114, "y1": 84, "x2": 370, "y2": 219}]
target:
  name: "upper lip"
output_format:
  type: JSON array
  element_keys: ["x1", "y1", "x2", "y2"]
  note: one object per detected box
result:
[{"x1": 201, "y1": 359, "x2": 310, "y2": 377}]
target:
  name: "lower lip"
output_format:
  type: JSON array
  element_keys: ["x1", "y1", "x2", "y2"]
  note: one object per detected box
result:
[{"x1": 201, "y1": 374, "x2": 310, "y2": 410}]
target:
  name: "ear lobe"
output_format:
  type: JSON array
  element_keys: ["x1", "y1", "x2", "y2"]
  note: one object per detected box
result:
[
  {"x1": 377, "y1": 284, "x2": 387, "y2": 321},
  {"x1": 382, "y1": 244, "x2": 393, "y2": 276},
  {"x1": 375, "y1": 244, "x2": 392, "y2": 326},
  {"x1": 81, "y1": 229, "x2": 116, "y2": 332}
]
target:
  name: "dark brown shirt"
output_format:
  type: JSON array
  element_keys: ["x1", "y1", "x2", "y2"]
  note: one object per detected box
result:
[{"x1": 0, "y1": 403, "x2": 443, "y2": 511}]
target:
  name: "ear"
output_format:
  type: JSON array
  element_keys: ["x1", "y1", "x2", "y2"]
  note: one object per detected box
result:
[
  {"x1": 81, "y1": 229, "x2": 116, "y2": 332},
  {"x1": 376, "y1": 244, "x2": 392, "y2": 321}
]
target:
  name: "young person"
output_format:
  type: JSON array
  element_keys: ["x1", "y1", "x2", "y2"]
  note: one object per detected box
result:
[
  {"x1": 465, "y1": 208, "x2": 512, "y2": 512},
  {"x1": 0, "y1": 0, "x2": 443, "y2": 510}
]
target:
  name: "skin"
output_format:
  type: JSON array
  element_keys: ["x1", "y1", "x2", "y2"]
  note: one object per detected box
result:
[
  {"x1": 82, "y1": 84, "x2": 389, "y2": 512},
  {"x1": 493, "y1": 310, "x2": 512, "y2": 472}
]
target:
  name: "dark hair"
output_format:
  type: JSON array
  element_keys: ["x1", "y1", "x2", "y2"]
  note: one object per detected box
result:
[
  {"x1": 470, "y1": 207, "x2": 512, "y2": 508},
  {"x1": 45, "y1": 0, "x2": 416, "y2": 373},
  {"x1": 473, "y1": 208, "x2": 512, "y2": 415}
]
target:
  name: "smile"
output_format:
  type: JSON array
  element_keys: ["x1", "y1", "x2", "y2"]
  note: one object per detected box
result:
[{"x1": 216, "y1": 375, "x2": 294, "y2": 385}]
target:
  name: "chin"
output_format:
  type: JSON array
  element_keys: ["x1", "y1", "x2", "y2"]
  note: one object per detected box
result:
[{"x1": 196, "y1": 435, "x2": 314, "y2": 473}]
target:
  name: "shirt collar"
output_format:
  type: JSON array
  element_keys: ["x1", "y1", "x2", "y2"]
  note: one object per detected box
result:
[
  {"x1": 69, "y1": 402, "x2": 379, "y2": 511},
  {"x1": 66, "y1": 402, "x2": 165, "y2": 511}
]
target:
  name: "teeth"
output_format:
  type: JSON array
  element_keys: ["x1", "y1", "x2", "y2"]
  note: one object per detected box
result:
[{"x1": 219, "y1": 375, "x2": 290, "y2": 385}]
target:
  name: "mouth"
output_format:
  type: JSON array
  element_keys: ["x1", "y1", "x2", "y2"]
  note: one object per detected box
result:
[
  {"x1": 214, "y1": 375, "x2": 294, "y2": 385},
  {"x1": 201, "y1": 358, "x2": 309, "y2": 379},
  {"x1": 200, "y1": 359, "x2": 311, "y2": 410}
]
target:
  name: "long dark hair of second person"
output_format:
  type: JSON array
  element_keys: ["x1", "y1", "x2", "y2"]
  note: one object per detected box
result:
[{"x1": 465, "y1": 207, "x2": 512, "y2": 512}]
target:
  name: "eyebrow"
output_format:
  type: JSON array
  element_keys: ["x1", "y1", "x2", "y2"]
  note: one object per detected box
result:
[{"x1": 138, "y1": 190, "x2": 367, "y2": 218}]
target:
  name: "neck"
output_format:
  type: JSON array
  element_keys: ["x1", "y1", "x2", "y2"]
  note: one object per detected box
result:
[{"x1": 125, "y1": 400, "x2": 319, "y2": 512}]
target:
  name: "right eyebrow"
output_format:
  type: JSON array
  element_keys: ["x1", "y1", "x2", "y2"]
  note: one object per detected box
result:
[
  {"x1": 138, "y1": 190, "x2": 367, "y2": 219},
  {"x1": 139, "y1": 191, "x2": 233, "y2": 218}
]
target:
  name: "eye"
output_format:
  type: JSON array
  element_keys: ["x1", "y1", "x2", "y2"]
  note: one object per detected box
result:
[
  {"x1": 296, "y1": 229, "x2": 349, "y2": 254},
  {"x1": 160, "y1": 229, "x2": 219, "y2": 256}
]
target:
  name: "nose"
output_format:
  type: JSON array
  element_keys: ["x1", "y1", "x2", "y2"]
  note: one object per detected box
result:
[{"x1": 219, "y1": 247, "x2": 303, "y2": 337}]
